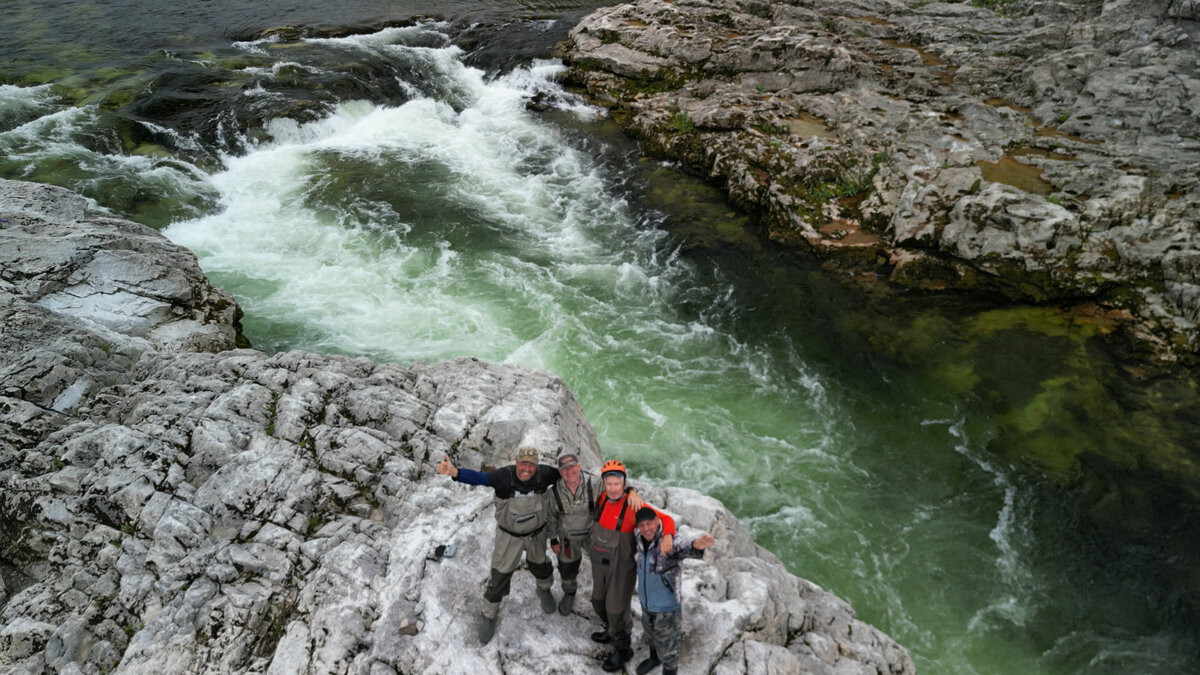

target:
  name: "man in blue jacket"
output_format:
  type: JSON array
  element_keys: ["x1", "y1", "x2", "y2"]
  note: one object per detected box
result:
[
  {"x1": 632, "y1": 506, "x2": 715, "y2": 675},
  {"x1": 437, "y1": 446, "x2": 560, "y2": 644}
]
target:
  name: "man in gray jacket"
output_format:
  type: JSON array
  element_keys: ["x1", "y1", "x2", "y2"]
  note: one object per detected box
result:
[{"x1": 632, "y1": 506, "x2": 715, "y2": 675}]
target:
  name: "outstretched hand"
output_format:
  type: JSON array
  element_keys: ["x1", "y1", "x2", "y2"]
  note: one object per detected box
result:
[
  {"x1": 693, "y1": 533, "x2": 716, "y2": 550},
  {"x1": 437, "y1": 455, "x2": 458, "y2": 478}
]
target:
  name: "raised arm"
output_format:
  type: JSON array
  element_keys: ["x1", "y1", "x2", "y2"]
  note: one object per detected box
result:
[{"x1": 437, "y1": 454, "x2": 491, "y2": 486}]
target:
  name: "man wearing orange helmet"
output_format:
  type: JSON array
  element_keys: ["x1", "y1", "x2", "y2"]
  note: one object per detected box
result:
[
  {"x1": 547, "y1": 452, "x2": 644, "y2": 616},
  {"x1": 590, "y1": 459, "x2": 676, "y2": 672}
]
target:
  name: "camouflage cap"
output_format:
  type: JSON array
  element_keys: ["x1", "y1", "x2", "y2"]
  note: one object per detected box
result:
[{"x1": 514, "y1": 446, "x2": 539, "y2": 464}]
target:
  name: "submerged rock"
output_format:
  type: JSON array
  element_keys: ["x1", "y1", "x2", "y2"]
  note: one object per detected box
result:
[
  {"x1": 557, "y1": 0, "x2": 1200, "y2": 365},
  {"x1": 0, "y1": 178, "x2": 913, "y2": 673}
]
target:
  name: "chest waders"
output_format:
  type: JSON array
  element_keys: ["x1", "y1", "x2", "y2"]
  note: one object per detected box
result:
[
  {"x1": 588, "y1": 496, "x2": 636, "y2": 655},
  {"x1": 482, "y1": 482, "x2": 553, "y2": 621},
  {"x1": 551, "y1": 478, "x2": 595, "y2": 563},
  {"x1": 550, "y1": 478, "x2": 594, "y2": 605}
]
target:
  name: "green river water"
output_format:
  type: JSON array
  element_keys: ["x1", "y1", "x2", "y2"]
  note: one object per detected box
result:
[{"x1": 2, "y1": 1, "x2": 1198, "y2": 673}]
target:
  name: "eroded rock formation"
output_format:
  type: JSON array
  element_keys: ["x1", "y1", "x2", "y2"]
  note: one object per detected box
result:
[
  {"x1": 557, "y1": 0, "x2": 1200, "y2": 364},
  {"x1": 0, "y1": 178, "x2": 913, "y2": 673}
]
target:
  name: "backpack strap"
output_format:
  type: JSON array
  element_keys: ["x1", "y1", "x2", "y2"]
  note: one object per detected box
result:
[{"x1": 551, "y1": 481, "x2": 565, "y2": 514}]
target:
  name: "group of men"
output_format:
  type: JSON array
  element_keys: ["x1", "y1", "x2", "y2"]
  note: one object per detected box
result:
[{"x1": 437, "y1": 446, "x2": 715, "y2": 674}]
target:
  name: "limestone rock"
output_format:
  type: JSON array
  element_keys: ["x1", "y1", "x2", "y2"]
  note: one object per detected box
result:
[
  {"x1": 0, "y1": 178, "x2": 914, "y2": 673},
  {"x1": 558, "y1": 0, "x2": 1200, "y2": 363}
]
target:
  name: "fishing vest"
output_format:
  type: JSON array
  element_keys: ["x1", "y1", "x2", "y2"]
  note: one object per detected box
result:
[
  {"x1": 493, "y1": 467, "x2": 550, "y2": 538},
  {"x1": 550, "y1": 474, "x2": 596, "y2": 541},
  {"x1": 589, "y1": 493, "x2": 634, "y2": 569}
]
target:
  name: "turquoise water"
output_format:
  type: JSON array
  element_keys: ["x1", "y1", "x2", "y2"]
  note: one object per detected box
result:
[{"x1": 2, "y1": 4, "x2": 1198, "y2": 673}]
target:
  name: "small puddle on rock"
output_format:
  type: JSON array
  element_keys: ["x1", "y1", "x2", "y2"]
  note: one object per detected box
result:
[
  {"x1": 880, "y1": 39, "x2": 944, "y2": 66},
  {"x1": 785, "y1": 112, "x2": 838, "y2": 139},
  {"x1": 1008, "y1": 146, "x2": 1078, "y2": 162},
  {"x1": 1035, "y1": 125, "x2": 1099, "y2": 144},
  {"x1": 976, "y1": 157, "x2": 1053, "y2": 196},
  {"x1": 985, "y1": 97, "x2": 1032, "y2": 114}
]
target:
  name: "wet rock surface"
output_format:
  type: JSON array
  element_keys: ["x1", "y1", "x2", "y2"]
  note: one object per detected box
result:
[
  {"x1": 557, "y1": 0, "x2": 1200, "y2": 364},
  {"x1": 0, "y1": 177, "x2": 913, "y2": 674}
]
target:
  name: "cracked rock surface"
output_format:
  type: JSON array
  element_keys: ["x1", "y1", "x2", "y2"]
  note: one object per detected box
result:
[
  {"x1": 0, "y1": 177, "x2": 914, "y2": 673},
  {"x1": 558, "y1": 0, "x2": 1200, "y2": 363}
]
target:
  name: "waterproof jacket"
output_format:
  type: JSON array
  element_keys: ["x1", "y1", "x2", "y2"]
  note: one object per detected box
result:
[{"x1": 635, "y1": 523, "x2": 704, "y2": 613}]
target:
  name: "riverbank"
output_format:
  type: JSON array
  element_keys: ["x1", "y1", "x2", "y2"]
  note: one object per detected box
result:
[
  {"x1": 554, "y1": 0, "x2": 1200, "y2": 652},
  {"x1": 556, "y1": 0, "x2": 1200, "y2": 368},
  {"x1": 0, "y1": 178, "x2": 914, "y2": 673}
]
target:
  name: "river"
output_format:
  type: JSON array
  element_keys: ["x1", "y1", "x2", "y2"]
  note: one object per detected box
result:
[{"x1": 2, "y1": 1, "x2": 1197, "y2": 673}]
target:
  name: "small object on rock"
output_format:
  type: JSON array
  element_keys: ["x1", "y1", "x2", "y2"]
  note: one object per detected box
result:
[{"x1": 427, "y1": 544, "x2": 456, "y2": 561}]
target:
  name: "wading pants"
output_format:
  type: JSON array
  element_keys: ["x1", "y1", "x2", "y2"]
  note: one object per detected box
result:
[{"x1": 481, "y1": 528, "x2": 553, "y2": 619}]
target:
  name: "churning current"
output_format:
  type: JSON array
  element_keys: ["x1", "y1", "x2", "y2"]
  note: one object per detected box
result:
[{"x1": 1, "y1": 4, "x2": 1196, "y2": 674}]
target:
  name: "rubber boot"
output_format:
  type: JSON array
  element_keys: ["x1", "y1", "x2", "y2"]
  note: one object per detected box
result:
[
  {"x1": 558, "y1": 592, "x2": 576, "y2": 616},
  {"x1": 662, "y1": 668, "x2": 676, "y2": 675},
  {"x1": 636, "y1": 647, "x2": 661, "y2": 675},
  {"x1": 536, "y1": 587, "x2": 556, "y2": 614},
  {"x1": 477, "y1": 614, "x2": 497, "y2": 645},
  {"x1": 591, "y1": 624, "x2": 612, "y2": 643},
  {"x1": 602, "y1": 647, "x2": 633, "y2": 672}
]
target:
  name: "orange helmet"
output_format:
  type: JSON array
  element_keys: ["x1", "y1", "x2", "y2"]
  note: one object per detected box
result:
[{"x1": 601, "y1": 460, "x2": 626, "y2": 478}]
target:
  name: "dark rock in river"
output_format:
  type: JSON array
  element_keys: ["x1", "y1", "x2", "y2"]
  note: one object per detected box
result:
[
  {"x1": 556, "y1": 0, "x2": 1200, "y2": 366},
  {"x1": 0, "y1": 178, "x2": 913, "y2": 673}
]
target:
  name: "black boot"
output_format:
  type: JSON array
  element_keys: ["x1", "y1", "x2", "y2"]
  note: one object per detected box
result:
[
  {"x1": 636, "y1": 647, "x2": 661, "y2": 675},
  {"x1": 602, "y1": 648, "x2": 632, "y2": 672},
  {"x1": 662, "y1": 668, "x2": 676, "y2": 675},
  {"x1": 591, "y1": 625, "x2": 612, "y2": 643}
]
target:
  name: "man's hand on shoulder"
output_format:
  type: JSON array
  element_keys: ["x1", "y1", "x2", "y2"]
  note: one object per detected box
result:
[{"x1": 626, "y1": 490, "x2": 644, "y2": 511}]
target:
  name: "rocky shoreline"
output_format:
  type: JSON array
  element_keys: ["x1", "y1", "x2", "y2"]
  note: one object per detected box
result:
[
  {"x1": 1, "y1": 179, "x2": 913, "y2": 673},
  {"x1": 556, "y1": 0, "x2": 1200, "y2": 367}
]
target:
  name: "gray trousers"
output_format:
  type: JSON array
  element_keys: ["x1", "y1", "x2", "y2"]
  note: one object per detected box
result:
[
  {"x1": 555, "y1": 534, "x2": 587, "y2": 593},
  {"x1": 591, "y1": 558, "x2": 636, "y2": 653},
  {"x1": 482, "y1": 528, "x2": 553, "y2": 619}
]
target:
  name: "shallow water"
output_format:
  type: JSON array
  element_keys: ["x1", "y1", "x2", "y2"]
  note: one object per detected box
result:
[{"x1": 3, "y1": 3, "x2": 1198, "y2": 673}]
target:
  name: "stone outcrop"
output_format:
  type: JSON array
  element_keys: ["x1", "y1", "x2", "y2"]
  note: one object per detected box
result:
[
  {"x1": 557, "y1": 0, "x2": 1200, "y2": 364},
  {"x1": 0, "y1": 177, "x2": 913, "y2": 674}
]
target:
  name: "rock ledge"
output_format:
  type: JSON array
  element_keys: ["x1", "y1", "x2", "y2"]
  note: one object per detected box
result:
[{"x1": 0, "y1": 178, "x2": 913, "y2": 674}]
